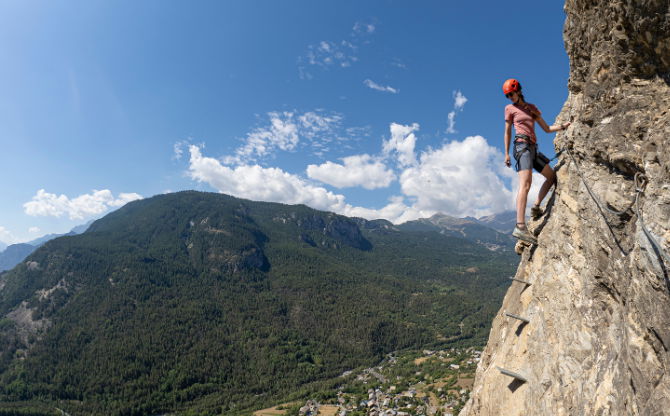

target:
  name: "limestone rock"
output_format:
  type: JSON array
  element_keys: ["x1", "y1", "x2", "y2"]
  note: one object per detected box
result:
[{"x1": 461, "y1": 1, "x2": 670, "y2": 415}]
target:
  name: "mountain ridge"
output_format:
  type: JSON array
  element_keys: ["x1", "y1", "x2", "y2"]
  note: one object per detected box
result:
[
  {"x1": 398, "y1": 213, "x2": 515, "y2": 252},
  {"x1": 0, "y1": 221, "x2": 92, "y2": 272}
]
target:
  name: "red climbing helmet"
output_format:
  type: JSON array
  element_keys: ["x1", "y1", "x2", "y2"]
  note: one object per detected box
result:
[{"x1": 502, "y1": 78, "x2": 521, "y2": 95}]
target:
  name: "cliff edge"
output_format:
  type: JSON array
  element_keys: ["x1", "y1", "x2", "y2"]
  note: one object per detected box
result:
[{"x1": 461, "y1": 1, "x2": 670, "y2": 415}]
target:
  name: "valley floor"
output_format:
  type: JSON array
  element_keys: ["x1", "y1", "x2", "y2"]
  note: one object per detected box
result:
[{"x1": 259, "y1": 347, "x2": 480, "y2": 416}]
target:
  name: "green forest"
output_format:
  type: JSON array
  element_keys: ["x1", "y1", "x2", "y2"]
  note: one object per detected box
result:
[{"x1": 0, "y1": 191, "x2": 516, "y2": 415}]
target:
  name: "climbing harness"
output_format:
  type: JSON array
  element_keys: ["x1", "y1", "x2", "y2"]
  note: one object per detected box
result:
[
  {"x1": 494, "y1": 98, "x2": 668, "y2": 389},
  {"x1": 548, "y1": 149, "x2": 563, "y2": 163}
]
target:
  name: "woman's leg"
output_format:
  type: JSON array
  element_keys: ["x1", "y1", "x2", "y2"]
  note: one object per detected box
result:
[
  {"x1": 516, "y1": 169, "x2": 533, "y2": 226},
  {"x1": 534, "y1": 164, "x2": 556, "y2": 206}
]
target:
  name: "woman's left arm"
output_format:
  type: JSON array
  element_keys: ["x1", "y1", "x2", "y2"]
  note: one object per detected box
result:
[{"x1": 537, "y1": 116, "x2": 570, "y2": 133}]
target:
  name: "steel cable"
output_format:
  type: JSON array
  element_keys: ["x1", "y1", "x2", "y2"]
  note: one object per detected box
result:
[{"x1": 561, "y1": 148, "x2": 669, "y2": 265}]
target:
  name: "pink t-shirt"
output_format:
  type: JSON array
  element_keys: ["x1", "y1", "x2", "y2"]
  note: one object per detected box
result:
[{"x1": 505, "y1": 103, "x2": 541, "y2": 144}]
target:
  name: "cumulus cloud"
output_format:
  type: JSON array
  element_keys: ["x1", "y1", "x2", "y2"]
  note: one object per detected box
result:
[
  {"x1": 185, "y1": 118, "x2": 542, "y2": 225},
  {"x1": 306, "y1": 154, "x2": 395, "y2": 189},
  {"x1": 189, "y1": 145, "x2": 347, "y2": 212},
  {"x1": 383, "y1": 123, "x2": 419, "y2": 167},
  {"x1": 446, "y1": 90, "x2": 468, "y2": 134},
  {"x1": 28, "y1": 227, "x2": 40, "y2": 234},
  {"x1": 399, "y1": 135, "x2": 515, "y2": 218},
  {"x1": 342, "y1": 196, "x2": 432, "y2": 224},
  {"x1": 24, "y1": 189, "x2": 143, "y2": 220},
  {"x1": 188, "y1": 144, "x2": 422, "y2": 223},
  {"x1": 363, "y1": 79, "x2": 398, "y2": 94}
]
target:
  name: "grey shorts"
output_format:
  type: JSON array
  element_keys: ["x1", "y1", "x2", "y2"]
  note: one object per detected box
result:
[{"x1": 513, "y1": 141, "x2": 550, "y2": 172}]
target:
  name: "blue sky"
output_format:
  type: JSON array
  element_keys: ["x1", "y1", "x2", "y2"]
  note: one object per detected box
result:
[{"x1": 0, "y1": 1, "x2": 570, "y2": 244}]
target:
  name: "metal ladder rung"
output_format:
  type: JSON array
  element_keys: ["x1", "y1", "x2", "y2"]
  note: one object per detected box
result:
[
  {"x1": 496, "y1": 366, "x2": 528, "y2": 382},
  {"x1": 509, "y1": 276, "x2": 531, "y2": 285},
  {"x1": 504, "y1": 311, "x2": 530, "y2": 323}
]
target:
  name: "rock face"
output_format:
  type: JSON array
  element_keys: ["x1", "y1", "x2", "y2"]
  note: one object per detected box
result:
[{"x1": 461, "y1": 1, "x2": 670, "y2": 415}]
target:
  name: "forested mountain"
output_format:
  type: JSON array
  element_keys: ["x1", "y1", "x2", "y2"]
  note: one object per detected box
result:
[{"x1": 0, "y1": 191, "x2": 516, "y2": 415}]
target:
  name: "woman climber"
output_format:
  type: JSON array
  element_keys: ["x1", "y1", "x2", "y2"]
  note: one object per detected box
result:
[{"x1": 502, "y1": 78, "x2": 570, "y2": 244}]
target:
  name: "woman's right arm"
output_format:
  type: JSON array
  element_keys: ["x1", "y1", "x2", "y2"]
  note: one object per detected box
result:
[{"x1": 504, "y1": 121, "x2": 512, "y2": 167}]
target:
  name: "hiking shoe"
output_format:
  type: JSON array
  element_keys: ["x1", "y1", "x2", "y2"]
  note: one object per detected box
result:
[
  {"x1": 530, "y1": 205, "x2": 543, "y2": 220},
  {"x1": 512, "y1": 225, "x2": 538, "y2": 245}
]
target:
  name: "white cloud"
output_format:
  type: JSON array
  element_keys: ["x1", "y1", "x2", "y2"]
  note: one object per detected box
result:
[
  {"x1": 353, "y1": 22, "x2": 376, "y2": 34},
  {"x1": 383, "y1": 122, "x2": 419, "y2": 167},
  {"x1": 225, "y1": 111, "x2": 299, "y2": 164},
  {"x1": 319, "y1": 41, "x2": 332, "y2": 53},
  {"x1": 454, "y1": 90, "x2": 468, "y2": 110},
  {"x1": 225, "y1": 110, "x2": 349, "y2": 164},
  {"x1": 390, "y1": 58, "x2": 407, "y2": 69},
  {"x1": 399, "y1": 135, "x2": 515, "y2": 218},
  {"x1": 306, "y1": 154, "x2": 395, "y2": 189},
  {"x1": 298, "y1": 21, "x2": 375, "y2": 78},
  {"x1": 342, "y1": 196, "x2": 431, "y2": 224},
  {"x1": 28, "y1": 227, "x2": 40, "y2": 234},
  {"x1": 173, "y1": 141, "x2": 185, "y2": 160},
  {"x1": 173, "y1": 139, "x2": 194, "y2": 160},
  {"x1": 301, "y1": 40, "x2": 358, "y2": 72},
  {"x1": 363, "y1": 79, "x2": 398, "y2": 94},
  {"x1": 298, "y1": 111, "x2": 343, "y2": 139},
  {"x1": 298, "y1": 66, "x2": 313, "y2": 80},
  {"x1": 185, "y1": 119, "x2": 543, "y2": 226},
  {"x1": 189, "y1": 145, "x2": 347, "y2": 212},
  {"x1": 188, "y1": 144, "x2": 422, "y2": 223},
  {"x1": 446, "y1": 90, "x2": 468, "y2": 134},
  {"x1": 0, "y1": 226, "x2": 17, "y2": 245},
  {"x1": 24, "y1": 189, "x2": 143, "y2": 220},
  {"x1": 446, "y1": 111, "x2": 457, "y2": 134}
]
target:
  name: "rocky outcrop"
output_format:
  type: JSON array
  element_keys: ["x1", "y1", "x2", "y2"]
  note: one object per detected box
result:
[
  {"x1": 323, "y1": 216, "x2": 372, "y2": 250},
  {"x1": 461, "y1": 1, "x2": 670, "y2": 415},
  {"x1": 278, "y1": 212, "x2": 373, "y2": 250}
]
